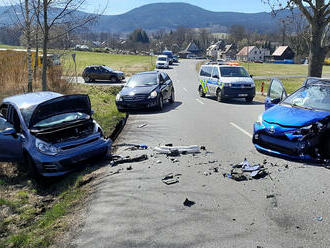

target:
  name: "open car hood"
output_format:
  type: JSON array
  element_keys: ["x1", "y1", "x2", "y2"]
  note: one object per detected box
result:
[{"x1": 29, "y1": 94, "x2": 91, "y2": 128}]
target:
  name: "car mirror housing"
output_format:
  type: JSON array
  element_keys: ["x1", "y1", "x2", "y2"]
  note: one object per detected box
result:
[
  {"x1": 1, "y1": 127, "x2": 16, "y2": 136},
  {"x1": 271, "y1": 98, "x2": 281, "y2": 104}
]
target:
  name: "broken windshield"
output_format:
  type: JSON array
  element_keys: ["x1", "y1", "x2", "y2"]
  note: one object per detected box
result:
[
  {"x1": 33, "y1": 112, "x2": 90, "y2": 128},
  {"x1": 282, "y1": 84, "x2": 330, "y2": 112}
]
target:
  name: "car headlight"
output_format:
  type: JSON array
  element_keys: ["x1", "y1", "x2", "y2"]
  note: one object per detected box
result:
[
  {"x1": 256, "y1": 114, "x2": 264, "y2": 126},
  {"x1": 293, "y1": 125, "x2": 313, "y2": 135},
  {"x1": 116, "y1": 93, "x2": 122, "y2": 101},
  {"x1": 223, "y1": 83, "x2": 232, "y2": 87},
  {"x1": 148, "y1": 90, "x2": 158, "y2": 99},
  {"x1": 36, "y1": 138, "x2": 60, "y2": 156}
]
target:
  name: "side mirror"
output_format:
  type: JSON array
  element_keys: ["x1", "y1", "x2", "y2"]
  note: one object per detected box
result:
[
  {"x1": 271, "y1": 98, "x2": 281, "y2": 104},
  {"x1": 213, "y1": 75, "x2": 219, "y2": 79},
  {"x1": 1, "y1": 127, "x2": 16, "y2": 136},
  {"x1": 250, "y1": 75, "x2": 253, "y2": 78},
  {"x1": 91, "y1": 109, "x2": 95, "y2": 115}
]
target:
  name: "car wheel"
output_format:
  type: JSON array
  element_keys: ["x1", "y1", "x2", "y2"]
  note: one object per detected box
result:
[
  {"x1": 199, "y1": 86, "x2": 205, "y2": 97},
  {"x1": 216, "y1": 89, "x2": 223, "y2": 102},
  {"x1": 84, "y1": 77, "x2": 90, "y2": 83},
  {"x1": 246, "y1": 96, "x2": 254, "y2": 103},
  {"x1": 24, "y1": 154, "x2": 39, "y2": 179},
  {"x1": 169, "y1": 89, "x2": 175, "y2": 104},
  {"x1": 158, "y1": 95, "x2": 164, "y2": 111},
  {"x1": 110, "y1": 76, "x2": 118, "y2": 83}
]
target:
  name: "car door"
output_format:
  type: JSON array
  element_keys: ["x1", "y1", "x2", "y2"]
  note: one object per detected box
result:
[
  {"x1": 0, "y1": 105, "x2": 23, "y2": 162},
  {"x1": 162, "y1": 72, "x2": 172, "y2": 99},
  {"x1": 265, "y1": 78, "x2": 287, "y2": 110},
  {"x1": 159, "y1": 73, "x2": 169, "y2": 99},
  {"x1": 210, "y1": 66, "x2": 220, "y2": 95}
]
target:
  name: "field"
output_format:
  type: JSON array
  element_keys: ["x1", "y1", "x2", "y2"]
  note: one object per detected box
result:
[
  {"x1": 241, "y1": 62, "x2": 330, "y2": 76},
  {"x1": 62, "y1": 51, "x2": 156, "y2": 76}
]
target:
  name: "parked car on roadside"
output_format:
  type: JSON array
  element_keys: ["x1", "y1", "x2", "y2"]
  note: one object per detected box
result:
[
  {"x1": 198, "y1": 64, "x2": 255, "y2": 102},
  {"x1": 82, "y1": 65, "x2": 125, "y2": 83},
  {"x1": 115, "y1": 71, "x2": 175, "y2": 112},
  {"x1": 173, "y1": 55, "x2": 179, "y2": 63},
  {"x1": 156, "y1": 55, "x2": 170, "y2": 69},
  {"x1": 253, "y1": 77, "x2": 330, "y2": 163},
  {"x1": 0, "y1": 92, "x2": 111, "y2": 177}
]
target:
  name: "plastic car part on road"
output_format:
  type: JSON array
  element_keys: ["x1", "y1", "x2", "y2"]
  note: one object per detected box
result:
[{"x1": 154, "y1": 145, "x2": 200, "y2": 154}]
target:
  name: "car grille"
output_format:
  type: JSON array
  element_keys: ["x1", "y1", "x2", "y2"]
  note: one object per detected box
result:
[
  {"x1": 122, "y1": 95, "x2": 147, "y2": 102},
  {"x1": 257, "y1": 134, "x2": 299, "y2": 155},
  {"x1": 231, "y1": 84, "x2": 252, "y2": 88}
]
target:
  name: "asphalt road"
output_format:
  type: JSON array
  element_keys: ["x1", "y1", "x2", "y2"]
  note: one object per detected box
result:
[{"x1": 74, "y1": 60, "x2": 330, "y2": 248}]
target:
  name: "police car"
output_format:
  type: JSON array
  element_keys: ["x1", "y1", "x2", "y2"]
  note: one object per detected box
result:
[{"x1": 198, "y1": 63, "x2": 255, "y2": 102}]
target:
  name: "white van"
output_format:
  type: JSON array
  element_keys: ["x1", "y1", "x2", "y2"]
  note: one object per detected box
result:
[
  {"x1": 156, "y1": 55, "x2": 169, "y2": 69},
  {"x1": 198, "y1": 64, "x2": 255, "y2": 102}
]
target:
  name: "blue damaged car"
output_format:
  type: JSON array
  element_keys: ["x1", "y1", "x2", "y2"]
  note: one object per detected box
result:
[
  {"x1": 0, "y1": 92, "x2": 111, "y2": 177},
  {"x1": 253, "y1": 78, "x2": 330, "y2": 162}
]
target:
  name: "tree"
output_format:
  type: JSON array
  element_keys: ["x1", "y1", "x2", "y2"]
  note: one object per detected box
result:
[
  {"x1": 35, "y1": 0, "x2": 97, "y2": 90},
  {"x1": 129, "y1": 29, "x2": 150, "y2": 43},
  {"x1": 264, "y1": 0, "x2": 330, "y2": 77},
  {"x1": 229, "y1": 25, "x2": 247, "y2": 43}
]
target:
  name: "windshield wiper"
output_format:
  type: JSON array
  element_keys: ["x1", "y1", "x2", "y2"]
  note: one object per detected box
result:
[{"x1": 291, "y1": 103, "x2": 314, "y2": 110}]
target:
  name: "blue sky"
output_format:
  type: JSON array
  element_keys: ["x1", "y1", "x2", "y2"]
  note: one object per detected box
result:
[{"x1": 84, "y1": 0, "x2": 272, "y2": 15}]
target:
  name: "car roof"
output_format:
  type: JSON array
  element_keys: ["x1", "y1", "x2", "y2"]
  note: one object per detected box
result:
[{"x1": 3, "y1": 91, "x2": 63, "y2": 109}]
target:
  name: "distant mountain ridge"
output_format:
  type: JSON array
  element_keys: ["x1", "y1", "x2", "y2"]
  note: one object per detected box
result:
[{"x1": 0, "y1": 2, "x2": 293, "y2": 34}]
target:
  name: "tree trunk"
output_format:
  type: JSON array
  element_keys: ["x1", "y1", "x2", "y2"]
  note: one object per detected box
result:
[
  {"x1": 33, "y1": 0, "x2": 40, "y2": 82},
  {"x1": 25, "y1": 0, "x2": 33, "y2": 92},
  {"x1": 41, "y1": 0, "x2": 48, "y2": 91},
  {"x1": 308, "y1": 21, "x2": 326, "y2": 77}
]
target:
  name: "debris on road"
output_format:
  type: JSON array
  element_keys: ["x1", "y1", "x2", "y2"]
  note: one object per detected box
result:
[
  {"x1": 316, "y1": 216, "x2": 323, "y2": 221},
  {"x1": 200, "y1": 146, "x2": 206, "y2": 150},
  {"x1": 266, "y1": 194, "x2": 275, "y2": 199},
  {"x1": 114, "y1": 143, "x2": 148, "y2": 150},
  {"x1": 110, "y1": 154, "x2": 148, "y2": 166},
  {"x1": 154, "y1": 145, "x2": 200, "y2": 155},
  {"x1": 224, "y1": 158, "x2": 269, "y2": 182},
  {"x1": 126, "y1": 166, "x2": 132, "y2": 170},
  {"x1": 183, "y1": 198, "x2": 195, "y2": 207},
  {"x1": 162, "y1": 173, "x2": 180, "y2": 185},
  {"x1": 138, "y1": 124, "x2": 148, "y2": 128},
  {"x1": 156, "y1": 160, "x2": 162, "y2": 164}
]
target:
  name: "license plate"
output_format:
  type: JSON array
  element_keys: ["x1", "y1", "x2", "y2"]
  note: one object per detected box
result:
[{"x1": 238, "y1": 94, "x2": 248, "y2": 97}]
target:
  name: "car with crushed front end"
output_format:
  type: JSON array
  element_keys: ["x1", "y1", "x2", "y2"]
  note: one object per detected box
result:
[
  {"x1": 0, "y1": 92, "x2": 111, "y2": 177},
  {"x1": 82, "y1": 65, "x2": 125, "y2": 83},
  {"x1": 253, "y1": 77, "x2": 330, "y2": 163},
  {"x1": 115, "y1": 71, "x2": 175, "y2": 112}
]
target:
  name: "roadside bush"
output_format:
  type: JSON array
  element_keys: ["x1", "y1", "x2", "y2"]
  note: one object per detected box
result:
[{"x1": 0, "y1": 50, "x2": 73, "y2": 100}]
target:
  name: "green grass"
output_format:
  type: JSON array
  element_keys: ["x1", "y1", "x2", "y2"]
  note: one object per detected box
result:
[
  {"x1": 255, "y1": 77, "x2": 305, "y2": 95},
  {"x1": 62, "y1": 51, "x2": 156, "y2": 76},
  {"x1": 0, "y1": 44, "x2": 23, "y2": 49},
  {"x1": 241, "y1": 62, "x2": 330, "y2": 76}
]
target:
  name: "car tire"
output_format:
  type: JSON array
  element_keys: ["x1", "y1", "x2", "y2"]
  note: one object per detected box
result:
[
  {"x1": 169, "y1": 89, "x2": 175, "y2": 104},
  {"x1": 158, "y1": 95, "x2": 164, "y2": 111},
  {"x1": 24, "y1": 154, "x2": 39, "y2": 179},
  {"x1": 199, "y1": 86, "x2": 205, "y2": 97},
  {"x1": 246, "y1": 96, "x2": 254, "y2": 103},
  {"x1": 216, "y1": 89, "x2": 223, "y2": 102},
  {"x1": 84, "y1": 77, "x2": 90, "y2": 83},
  {"x1": 110, "y1": 76, "x2": 118, "y2": 83}
]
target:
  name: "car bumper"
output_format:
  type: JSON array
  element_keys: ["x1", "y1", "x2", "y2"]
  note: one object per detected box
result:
[
  {"x1": 252, "y1": 123, "x2": 321, "y2": 163},
  {"x1": 222, "y1": 87, "x2": 255, "y2": 98},
  {"x1": 116, "y1": 98, "x2": 158, "y2": 110},
  {"x1": 31, "y1": 137, "x2": 111, "y2": 177},
  {"x1": 156, "y1": 64, "x2": 169, "y2": 68}
]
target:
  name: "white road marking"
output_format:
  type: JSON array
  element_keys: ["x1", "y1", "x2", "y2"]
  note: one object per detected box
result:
[
  {"x1": 196, "y1": 99, "x2": 205, "y2": 105},
  {"x1": 183, "y1": 87, "x2": 188, "y2": 92},
  {"x1": 230, "y1": 122, "x2": 253, "y2": 138}
]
